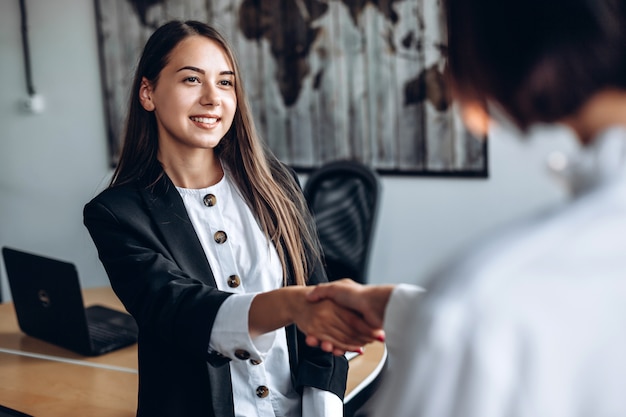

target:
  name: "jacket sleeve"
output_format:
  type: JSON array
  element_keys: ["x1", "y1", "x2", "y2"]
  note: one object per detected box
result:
[{"x1": 83, "y1": 187, "x2": 232, "y2": 361}]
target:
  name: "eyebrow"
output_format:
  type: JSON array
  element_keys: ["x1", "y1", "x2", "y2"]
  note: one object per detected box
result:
[{"x1": 176, "y1": 66, "x2": 235, "y2": 76}]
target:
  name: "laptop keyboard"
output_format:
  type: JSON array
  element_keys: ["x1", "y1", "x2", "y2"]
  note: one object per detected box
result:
[{"x1": 88, "y1": 322, "x2": 137, "y2": 353}]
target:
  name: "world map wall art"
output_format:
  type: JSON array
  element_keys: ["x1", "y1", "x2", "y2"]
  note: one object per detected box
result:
[{"x1": 94, "y1": 0, "x2": 488, "y2": 176}]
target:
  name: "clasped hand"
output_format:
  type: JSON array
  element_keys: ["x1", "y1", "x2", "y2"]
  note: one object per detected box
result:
[{"x1": 297, "y1": 279, "x2": 394, "y2": 356}]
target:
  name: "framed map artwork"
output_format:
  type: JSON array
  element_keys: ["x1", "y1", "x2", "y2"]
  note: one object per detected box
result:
[{"x1": 94, "y1": 0, "x2": 487, "y2": 176}]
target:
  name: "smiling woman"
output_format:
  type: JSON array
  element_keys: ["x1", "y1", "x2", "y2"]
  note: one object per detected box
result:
[
  {"x1": 137, "y1": 36, "x2": 237, "y2": 187},
  {"x1": 83, "y1": 20, "x2": 380, "y2": 417}
]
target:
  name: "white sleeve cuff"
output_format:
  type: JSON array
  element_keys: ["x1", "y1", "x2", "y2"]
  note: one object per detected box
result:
[
  {"x1": 383, "y1": 284, "x2": 425, "y2": 346},
  {"x1": 208, "y1": 293, "x2": 277, "y2": 361},
  {"x1": 302, "y1": 386, "x2": 343, "y2": 417}
]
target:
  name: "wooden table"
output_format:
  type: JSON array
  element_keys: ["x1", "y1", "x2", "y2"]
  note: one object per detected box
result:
[{"x1": 0, "y1": 287, "x2": 386, "y2": 416}]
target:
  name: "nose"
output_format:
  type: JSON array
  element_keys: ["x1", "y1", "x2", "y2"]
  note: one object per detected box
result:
[{"x1": 200, "y1": 84, "x2": 221, "y2": 106}]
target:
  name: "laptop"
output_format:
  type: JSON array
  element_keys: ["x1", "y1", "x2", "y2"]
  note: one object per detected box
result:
[
  {"x1": 2, "y1": 247, "x2": 138, "y2": 356},
  {"x1": 0, "y1": 404, "x2": 32, "y2": 417}
]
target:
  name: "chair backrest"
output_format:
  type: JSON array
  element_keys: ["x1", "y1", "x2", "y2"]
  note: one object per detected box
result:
[{"x1": 303, "y1": 160, "x2": 381, "y2": 284}]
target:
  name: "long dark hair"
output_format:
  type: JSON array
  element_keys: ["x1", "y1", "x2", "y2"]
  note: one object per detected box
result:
[
  {"x1": 111, "y1": 20, "x2": 320, "y2": 285},
  {"x1": 445, "y1": 0, "x2": 626, "y2": 129}
]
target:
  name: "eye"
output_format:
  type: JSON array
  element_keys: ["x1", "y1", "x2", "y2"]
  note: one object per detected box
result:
[
  {"x1": 218, "y1": 79, "x2": 234, "y2": 87},
  {"x1": 184, "y1": 76, "x2": 201, "y2": 84}
]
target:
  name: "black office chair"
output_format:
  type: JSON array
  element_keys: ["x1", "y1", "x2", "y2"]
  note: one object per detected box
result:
[{"x1": 303, "y1": 160, "x2": 381, "y2": 284}]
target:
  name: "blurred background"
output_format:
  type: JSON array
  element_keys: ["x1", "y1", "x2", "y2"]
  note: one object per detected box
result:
[{"x1": 0, "y1": 0, "x2": 577, "y2": 300}]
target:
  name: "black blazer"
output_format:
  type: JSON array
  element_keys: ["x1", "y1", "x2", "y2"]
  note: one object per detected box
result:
[{"x1": 83, "y1": 167, "x2": 348, "y2": 417}]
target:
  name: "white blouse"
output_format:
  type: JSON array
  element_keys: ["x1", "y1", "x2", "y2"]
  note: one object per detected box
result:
[{"x1": 177, "y1": 170, "x2": 342, "y2": 417}]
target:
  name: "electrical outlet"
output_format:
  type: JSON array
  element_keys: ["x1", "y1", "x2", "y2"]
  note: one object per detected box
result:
[{"x1": 21, "y1": 94, "x2": 45, "y2": 114}]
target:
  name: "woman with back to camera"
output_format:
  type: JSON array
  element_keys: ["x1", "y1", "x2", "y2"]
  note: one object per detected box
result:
[
  {"x1": 84, "y1": 20, "x2": 380, "y2": 417},
  {"x1": 307, "y1": 0, "x2": 626, "y2": 416}
]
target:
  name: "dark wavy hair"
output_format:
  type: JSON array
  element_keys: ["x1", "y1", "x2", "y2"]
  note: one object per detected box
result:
[
  {"x1": 110, "y1": 20, "x2": 320, "y2": 285},
  {"x1": 445, "y1": 0, "x2": 626, "y2": 129}
]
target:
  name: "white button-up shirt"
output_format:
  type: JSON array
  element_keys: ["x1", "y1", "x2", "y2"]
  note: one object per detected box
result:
[
  {"x1": 177, "y1": 170, "x2": 342, "y2": 417},
  {"x1": 367, "y1": 126, "x2": 626, "y2": 417}
]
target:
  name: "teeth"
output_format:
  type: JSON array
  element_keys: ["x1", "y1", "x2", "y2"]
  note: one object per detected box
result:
[{"x1": 191, "y1": 116, "x2": 218, "y2": 124}]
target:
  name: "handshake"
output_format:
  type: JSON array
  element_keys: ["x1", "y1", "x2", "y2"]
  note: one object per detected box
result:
[{"x1": 298, "y1": 279, "x2": 396, "y2": 356}]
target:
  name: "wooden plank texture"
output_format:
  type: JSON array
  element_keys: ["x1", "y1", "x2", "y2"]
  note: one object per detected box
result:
[{"x1": 94, "y1": 0, "x2": 486, "y2": 176}]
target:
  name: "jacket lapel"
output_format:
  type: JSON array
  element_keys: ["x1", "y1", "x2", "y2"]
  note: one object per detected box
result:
[{"x1": 139, "y1": 173, "x2": 218, "y2": 287}]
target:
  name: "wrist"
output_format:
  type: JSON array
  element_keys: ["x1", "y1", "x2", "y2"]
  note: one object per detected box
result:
[
  {"x1": 283, "y1": 286, "x2": 309, "y2": 323},
  {"x1": 375, "y1": 285, "x2": 396, "y2": 321},
  {"x1": 250, "y1": 286, "x2": 310, "y2": 337}
]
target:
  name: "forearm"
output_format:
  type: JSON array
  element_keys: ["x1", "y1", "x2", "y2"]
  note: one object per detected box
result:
[{"x1": 249, "y1": 286, "x2": 308, "y2": 337}]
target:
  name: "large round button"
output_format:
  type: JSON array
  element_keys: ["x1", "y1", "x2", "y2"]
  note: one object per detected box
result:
[
  {"x1": 234, "y1": 349, "x2": 250, "y2": 360},
  {"x1": 256, "y1": 385, "x2": 269, "y2": 398},
  {"x1": 214, "y1": 231, "x2": 227, "y2": 244},
  {"x1": 227, "y1": 275, "x2": 241, "y2": 288},
  {"x1": 203, "y1": 194, "x2": 217, "y2": 207}
]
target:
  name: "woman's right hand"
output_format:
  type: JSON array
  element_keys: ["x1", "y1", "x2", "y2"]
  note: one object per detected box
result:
[{"x1": 249, "y1": 286, "x2": 383, "y2": 355}]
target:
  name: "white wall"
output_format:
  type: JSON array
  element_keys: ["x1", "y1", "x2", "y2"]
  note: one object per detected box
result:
[
  {"x1": 0, "y1": 0, "x2": 577, "y2": 301},
  {"x1": 0, "y1": 0, "x2": 111, "y2": 300}
]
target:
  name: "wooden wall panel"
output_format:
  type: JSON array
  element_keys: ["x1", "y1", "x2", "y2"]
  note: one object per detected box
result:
[{"x1": 95, "y1": 0, "x2": 487, "y2": 176}]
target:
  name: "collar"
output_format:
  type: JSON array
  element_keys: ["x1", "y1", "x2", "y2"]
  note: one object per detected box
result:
[{"x1": 549, "y1": 126, "x2": 626, "y2": 197}]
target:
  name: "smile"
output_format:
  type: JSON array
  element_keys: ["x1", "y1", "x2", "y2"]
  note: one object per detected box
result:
[{"x1": 190, "y1": 116, "x2": 219, "y2": 124}]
